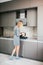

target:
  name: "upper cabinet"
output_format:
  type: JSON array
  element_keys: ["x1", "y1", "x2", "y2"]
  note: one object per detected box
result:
[
  {"x1": 27, "y1": 8, "x2": 37, "y2": 26},
  {"x1": 0, "y1": 8, "x2": 37, "y2": 27},
  {"x1": 1, "y1": 12, "x2": 16, "y2": 27}
]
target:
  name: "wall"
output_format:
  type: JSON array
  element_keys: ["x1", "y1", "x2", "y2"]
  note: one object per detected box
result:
[
  {"x1": 0, "y1": 0, "x2": 38, "y2": 12},
  {"x1": 38, "y1": 5, "x2": 43, "y2": 40},
  {"x1": 0, "y1": 0, "x2": 43, "y2": 40}
]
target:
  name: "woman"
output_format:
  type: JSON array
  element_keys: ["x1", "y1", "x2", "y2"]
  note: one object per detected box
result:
[{"x1": 10, "y1": 20, "x2": 23, "y2": 59}]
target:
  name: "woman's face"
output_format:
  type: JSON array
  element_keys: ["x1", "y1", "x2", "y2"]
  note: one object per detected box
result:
[{"x1": 18, "y1": 22, "x2": 23, "y2": 28}]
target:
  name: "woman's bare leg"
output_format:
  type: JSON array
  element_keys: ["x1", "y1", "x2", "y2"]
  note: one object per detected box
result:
[
  {"x1": 16, "y1": 45, "x2": 20, "y2": 57},
  {"x1": 11, "y1": 46, "x2": 16, "y2": 56}
]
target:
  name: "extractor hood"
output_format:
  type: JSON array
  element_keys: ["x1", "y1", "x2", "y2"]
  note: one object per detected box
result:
[
  {"x1": 16, "y1": 10, "x2": 27, "y2": 26},
  {"x1": 0, "y1": 0, "x2": 12, "y2": 3}
]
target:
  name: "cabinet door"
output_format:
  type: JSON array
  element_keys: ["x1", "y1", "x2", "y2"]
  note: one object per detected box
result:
[
  {"x1": 0, "y1": 39, "x2": 14, "y2": 54},
  {"x1": 0, "y1": 39, "x2": 6, "y2": 53},
  {"x1": 5, "y1": 40, "x2": 14, "y2": 54},
  {"x1": 20, "y1": 41, "x2": 25, "y2": 57},
  {"x1": 0, "y1": 39, "x2": 1, "y2": 52},
  {"x1": 0, "y1": 14, "x2": 1, "y2": 26},
  {"x1": 1, "y1": 12, "x2": 16, "y2": 27},
  {"x1": 22, "y1": 41, "x2": 37, "y2": 60},
  {"x1": 38, "y1": 42, "x2": 43, "y2": 61},
  {"x1": 27, "y1": 9, "x2": 37, "y2": 26},
  {"x1": 8, "y1": 12, "x2": 16, "y2": 26}
]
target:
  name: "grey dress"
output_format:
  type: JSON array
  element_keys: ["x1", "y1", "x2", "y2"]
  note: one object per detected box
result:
[{"x1": 13, "y1": 26, "x2": 20, "y2": 46}]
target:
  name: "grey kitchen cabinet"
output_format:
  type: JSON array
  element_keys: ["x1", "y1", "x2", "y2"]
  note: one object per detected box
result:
[
  {"x1": 38, "y1": 42, "x2": 43, "y2": 61},
  {"x1": 0, "y1": 39, "x2": 1, "y2": 52},
  {"x1": 1, "y1": 12, "x2": 16, "y2": 27},
  {"x1": 27, "y1": 9, "x2": 37, "y2": 26},
  {"x1": 21, "y1": 41, "x2": 38, "y2": 60},
  {"x1": 0, "y1": 14, "x2": 1, "y2": 23},
  {"x1": 0, "y1": 14, "x2": 1, "y2": 26},
  {"x1": 0, "y1": 39, "x2": 22, "y2": 56},
  {"x1": 0, "y1": 39, "x2": 14, "y2": 54}
]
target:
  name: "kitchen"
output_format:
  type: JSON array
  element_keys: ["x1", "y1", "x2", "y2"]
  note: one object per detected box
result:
[{"x1": 0, "y1": 0, "x2": 43, "y2": 65}]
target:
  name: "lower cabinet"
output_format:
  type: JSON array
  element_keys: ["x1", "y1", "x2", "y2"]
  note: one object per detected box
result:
[
  {"x1": 0, "y1": 39, "x2": 43, "y2": 61},
  {"x1": 0, "y1": 39, "x2": 14, "y2": 54},
  {"x1": 38, "y1": 42, "x2": 43, "y2": 61},
  {"x1": 21, "y1": 41, "x2": 38, "y2": 60},
  {"x1": 0, "y1": 40, "x2": 1, "y2": 52},
  {"x1": 0, "y1": 39, "x2": 22, "y2": 56}
]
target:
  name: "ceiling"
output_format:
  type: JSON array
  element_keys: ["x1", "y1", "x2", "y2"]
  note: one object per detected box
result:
[{"x1": 0, "y1": 0, "x2": 12, "y2": 3}]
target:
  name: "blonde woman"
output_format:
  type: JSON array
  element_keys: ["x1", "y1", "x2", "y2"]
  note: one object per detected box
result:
[{"x1": 10, "y1": 20, "x2": 23, "y2": 60}]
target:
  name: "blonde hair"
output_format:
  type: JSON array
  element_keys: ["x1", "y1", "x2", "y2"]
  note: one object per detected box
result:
[{"x1": 16, "y1": 20, "x2": 23, "y2": 25}]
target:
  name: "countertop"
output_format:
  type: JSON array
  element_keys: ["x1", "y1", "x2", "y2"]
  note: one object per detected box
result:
[{"x1": 0, "y1": 37, "x2": 43, "y2": 43}]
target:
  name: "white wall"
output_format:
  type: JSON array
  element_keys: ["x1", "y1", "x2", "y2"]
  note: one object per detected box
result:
[
  {"x1": 38, "y1": 5, "x2": 43, "y2": 40},
  {"x1": 0, "y1": 0, "x2": 38, "y2": 12}
]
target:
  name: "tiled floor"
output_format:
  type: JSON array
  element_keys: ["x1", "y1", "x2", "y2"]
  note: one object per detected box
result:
[{"x1": 0, "y1": 53, "x2": 43, "y2": 65}]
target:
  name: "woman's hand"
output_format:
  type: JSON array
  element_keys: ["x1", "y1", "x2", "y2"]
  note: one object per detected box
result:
[
  {"x1": 20, "y1": 32, "x2": 22, "y2": 35},
  {"x1": 20, "y1": 32, "x2": 26, "y2": 36}
]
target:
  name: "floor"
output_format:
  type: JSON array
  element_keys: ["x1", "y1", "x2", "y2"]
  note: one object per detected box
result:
[{"x1": 0, "y1": 53, "x2": 43, "y2": 65}]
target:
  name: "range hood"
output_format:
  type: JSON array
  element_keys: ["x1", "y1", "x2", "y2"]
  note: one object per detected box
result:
[{"x1": 16, "y1": 10, "x2": 27, "y2": 26}]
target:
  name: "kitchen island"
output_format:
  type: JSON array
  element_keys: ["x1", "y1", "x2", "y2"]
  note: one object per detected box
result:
[{"x1": 0, "y1": 37, "x2": 43, "y2": 61}]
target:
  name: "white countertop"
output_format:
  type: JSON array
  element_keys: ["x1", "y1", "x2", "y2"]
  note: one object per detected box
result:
[
  {"x1": 0, "y1": 37, "x2": 13, "y2": 40},
  {"x1": 0, "y1": 37, "x2": 43, "y2": 43}
]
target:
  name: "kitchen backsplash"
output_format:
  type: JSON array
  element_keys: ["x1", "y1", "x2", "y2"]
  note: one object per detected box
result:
[
  {"x1": 3, "y1": 27, "x2": 14, "y2": 37},
  {"x1": 20, "y1": 26, "x2": 37, "y2": 38},
  {"x1": 3, "y1": 26, "x2": 37, "y2": 38},
  {"x1": 20, "y1": 26, "x2": 33, "y2": 38}
]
